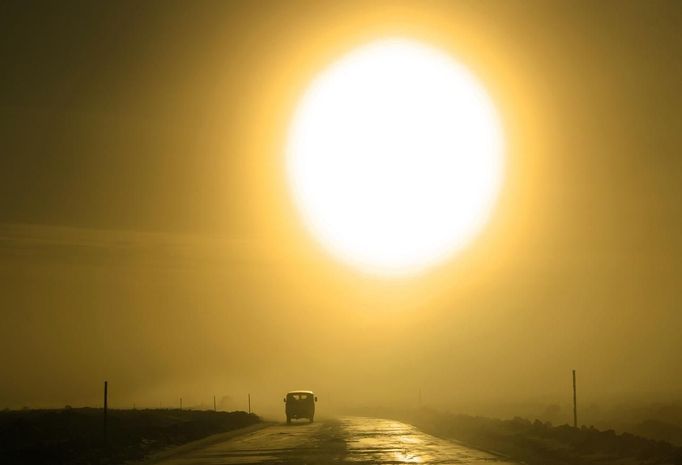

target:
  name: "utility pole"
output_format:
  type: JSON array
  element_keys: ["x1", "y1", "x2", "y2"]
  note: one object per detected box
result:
[
  {"x1": 213, "y1": 395, "x2": 216, "y2": 412},
  {"x1": 572, "y1": 369, "x2": 578, "y2": 428},
  {"x1": 103, "y1": 381, "x2": 108, "y2": 443},
  {"x1": 248, "y1": 394, "x2": 251, "y2": 414},
  {"x1": 180, "y1": 397, "x2": 183, "y2": 410}
]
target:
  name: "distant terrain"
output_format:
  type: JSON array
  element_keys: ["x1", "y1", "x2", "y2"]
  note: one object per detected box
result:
[{"x1": 0, "y1": 408, "x2": 260, "y2": 465}]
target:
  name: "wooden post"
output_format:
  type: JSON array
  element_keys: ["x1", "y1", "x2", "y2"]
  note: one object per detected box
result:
[
  {"x1": 248, "y1": 394, "x2": 251, "y2": 414},
  {"x1": 213, "y1": 395, "x2": 216, "y2": 412},
  {"x1": 572, "y1": 370, "x2": 578, "y2": 428},
  {"x1": 180, "y1": 397, "x2": 182, "y2": 410},
  {"x1": 103, "y1": 381, "x2": 108, "y2": 443}
]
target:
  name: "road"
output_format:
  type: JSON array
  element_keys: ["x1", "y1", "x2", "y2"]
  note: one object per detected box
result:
[{"x1": 154, "y1": 416, "x2": 518, "y2": 464}]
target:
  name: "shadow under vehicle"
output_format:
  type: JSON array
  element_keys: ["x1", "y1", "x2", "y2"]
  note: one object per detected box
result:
[{"x1": 284, "y1": 390, "x2": 317, "y2": 424}]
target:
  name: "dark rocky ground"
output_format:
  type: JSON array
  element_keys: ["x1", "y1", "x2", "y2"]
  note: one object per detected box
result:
[
  {"x1": 0, "y1": 408, "x2": 260, "y2": 465},
  {"x1": 407, "y1": 409, "x2": 682, "y2": 465}
]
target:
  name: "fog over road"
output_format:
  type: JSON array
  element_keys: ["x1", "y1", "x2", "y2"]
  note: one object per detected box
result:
[{"x1": 155, "y1": 417, "x2": 518, "y2": 464}]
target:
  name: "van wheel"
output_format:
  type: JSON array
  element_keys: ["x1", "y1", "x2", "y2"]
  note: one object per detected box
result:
[
  {"x1": 287, "y1": 417, "x2": 291, "y2": 424},
  {"x1": 309, "y1": 417, "x2": 314, "y2": 423}
]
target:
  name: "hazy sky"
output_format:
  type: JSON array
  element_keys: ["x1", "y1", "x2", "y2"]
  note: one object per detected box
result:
[{"x1": 1, "y1": 1, "x2": 681, "y2": 419}]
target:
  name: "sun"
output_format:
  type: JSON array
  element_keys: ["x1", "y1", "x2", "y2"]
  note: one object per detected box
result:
[{"x1": 287, "y1": 38, "x2": 504, "y2": 276}]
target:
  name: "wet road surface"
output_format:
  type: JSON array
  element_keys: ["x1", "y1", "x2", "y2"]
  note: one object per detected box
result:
[{"x1": 154, "y1": 417, "x2": 518, "y2": 464}]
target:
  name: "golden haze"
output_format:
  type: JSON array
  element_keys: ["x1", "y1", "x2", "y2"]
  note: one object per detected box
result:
[{"x1": 0, "y1": 1, "x2": 680, "y2": 421}]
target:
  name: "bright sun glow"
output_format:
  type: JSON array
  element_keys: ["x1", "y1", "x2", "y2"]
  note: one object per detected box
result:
[{"x1": 287, "y1": 39, "x2": 504, "y2": 275}]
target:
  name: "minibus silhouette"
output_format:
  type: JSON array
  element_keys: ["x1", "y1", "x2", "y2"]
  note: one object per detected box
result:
[{"x1": 283, "y1": 390, "x2": 317, "y2": 424}]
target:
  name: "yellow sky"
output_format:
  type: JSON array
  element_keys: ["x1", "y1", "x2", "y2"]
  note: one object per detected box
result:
[{"x1": 0, "y1": 1, "x2": 680, "y2": 418}]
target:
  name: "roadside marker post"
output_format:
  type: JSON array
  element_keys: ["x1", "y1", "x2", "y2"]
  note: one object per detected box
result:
[
  {"x1": 572, "y1": 369, "x2": 578, "y2": 428},
  {"x1": 103, "y1": 381, "x2": 108, "y2": 444}
]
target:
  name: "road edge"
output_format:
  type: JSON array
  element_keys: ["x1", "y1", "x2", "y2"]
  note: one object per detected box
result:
[
  {"x1": 397, "y1": 418, "x2": 519, "y2": 462},
  {"x1": 130, "y1": 421, "x2": 276, "y2": 465}
]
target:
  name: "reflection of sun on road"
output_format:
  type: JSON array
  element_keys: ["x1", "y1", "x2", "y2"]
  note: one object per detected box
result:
[
  {"x1": 341, "y1": 417, "x2": 514, "y2": 464},
  {"x1": 153, "y1": 417, "x2": 518, "y2": 464}
]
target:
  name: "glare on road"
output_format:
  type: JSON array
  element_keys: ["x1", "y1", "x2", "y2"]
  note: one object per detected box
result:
[{"x1": 154, "y1": 417, "x2": 518, "y2": 464}]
